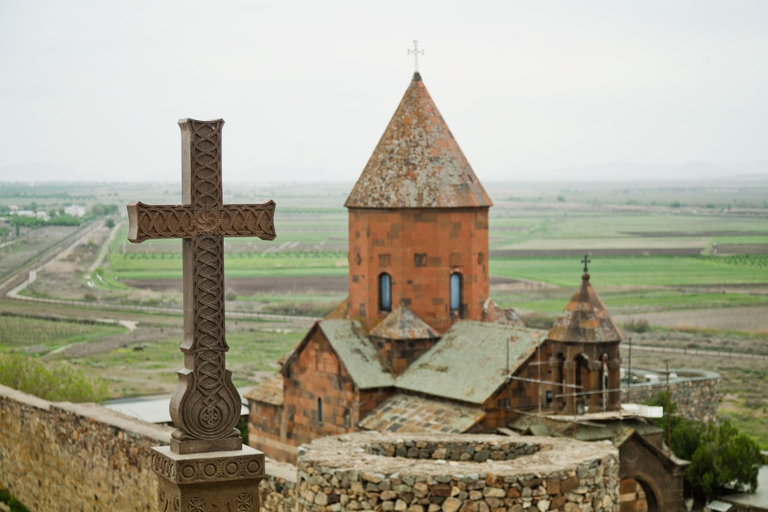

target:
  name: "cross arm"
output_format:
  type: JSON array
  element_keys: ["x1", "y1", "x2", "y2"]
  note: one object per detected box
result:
[{"x1": 127, "y1": 200, "x2": 276, "y2": 243}]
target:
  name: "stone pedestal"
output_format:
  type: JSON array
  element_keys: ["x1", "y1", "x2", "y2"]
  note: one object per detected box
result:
[{"x1": 151, "y1": 445, "x2": 264, "y2": 512}]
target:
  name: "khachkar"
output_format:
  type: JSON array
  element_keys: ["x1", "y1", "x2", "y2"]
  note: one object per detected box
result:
[{"x1": 128, "y1": 119, "x2": 274, "y2": 511}]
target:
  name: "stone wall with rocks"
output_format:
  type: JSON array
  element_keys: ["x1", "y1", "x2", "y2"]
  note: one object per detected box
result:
[
  {"x1": 0, "y1": 384, "x2": 296, "y2": 512},
  {"x1": 621, "y1": 370, "x2": 720, "y2": 423},
  {"x1": 0, "y1": 384, "x2": 171, "y2": 511},
  {"x1": 1, "y1": 385, "x2": 621, "y2": 512},
  {"x1": 297, "y1": 433, "x2": 620, "y2": 512}
]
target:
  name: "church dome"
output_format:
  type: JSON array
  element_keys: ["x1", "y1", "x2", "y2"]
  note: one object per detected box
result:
[{"x1": 345, "y1": 73, "x2": 492, "y2": 209}]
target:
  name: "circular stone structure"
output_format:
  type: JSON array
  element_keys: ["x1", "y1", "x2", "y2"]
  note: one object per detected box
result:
[{"x1": 297, "y1": 433, "x2": 619, "y2": 512}]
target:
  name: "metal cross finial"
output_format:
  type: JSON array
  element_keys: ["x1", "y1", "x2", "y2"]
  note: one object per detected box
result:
[
  {"x1": 408, "y1": 40, "x2": 425, "y2": 73},
  {"x1": 582, "y1": 254, "x2": 591, "y2": 273}
]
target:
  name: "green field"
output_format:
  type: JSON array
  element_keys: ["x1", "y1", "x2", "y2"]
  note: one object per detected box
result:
[
  {"x1": 2, "y1": 178, "x2": 767, "y2": 441},
  {"x1": 491, "y1": 254, "x2": 768, "y2": 287},
  {"x1": 0, "y1": 314, "x2": 126, "y2": 355}
]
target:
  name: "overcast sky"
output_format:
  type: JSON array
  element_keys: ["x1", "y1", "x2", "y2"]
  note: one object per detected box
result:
[{"x1": 2, "y1": 1, "x2": 768, "y2": 182}]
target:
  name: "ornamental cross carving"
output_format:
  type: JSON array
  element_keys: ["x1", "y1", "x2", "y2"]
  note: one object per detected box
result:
[{"x1": 127, "y1": 119, "x2": 276, "y2": 454}]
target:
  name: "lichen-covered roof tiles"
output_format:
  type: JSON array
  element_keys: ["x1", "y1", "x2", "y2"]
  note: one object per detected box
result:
[
  {"x1": 244, "y1": 373, "x2": 283, "y2": 406},
  {"x1": 345, "y1": 73, "x2": 492, "y2": 209},
  {"x1": 395, "y1": 321, "x2": 543, "y2": 405},
  {"x1": 358, "y1": 394, "x2": 485, "y2": 434},
  {"x1": 546, "y1": 273, "x2": 624, "y2": 344},
  {"x1": 319, "y1": 319, "x2": 395, "y2": 390},
  {"x1": 369, "y1": 304, "x2": 438, "y2": 340}
]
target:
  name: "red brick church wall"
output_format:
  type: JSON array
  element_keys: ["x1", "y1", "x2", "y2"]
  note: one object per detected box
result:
[{"x1": 348, "y1": 207, "x2": 489, "y2": 332}]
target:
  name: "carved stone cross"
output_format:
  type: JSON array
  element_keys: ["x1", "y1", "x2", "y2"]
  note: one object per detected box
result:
[{"x1": 128, "y1": 119, "x2": 275, "y2": 454}]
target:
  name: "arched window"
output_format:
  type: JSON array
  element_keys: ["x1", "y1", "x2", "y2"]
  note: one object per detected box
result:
[
  {"x1": 450, "y1": 273, "x2": 462, "y2": 312},
  {"x1": 379, "y1": 273, "x2": 392, "y2": 312},
  {"x1": 317, "y1": 397, "x2": 323, "y2": 424}
]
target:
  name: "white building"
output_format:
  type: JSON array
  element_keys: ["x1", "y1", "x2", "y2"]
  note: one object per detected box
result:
[{"x1": 64, "y1": 204, "x2": 86, "y2": 217}]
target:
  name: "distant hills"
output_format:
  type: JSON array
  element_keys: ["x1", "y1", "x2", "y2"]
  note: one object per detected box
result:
[
  {"x1": 1, "y1": 160, "x2": 767, "y2": 183},
  {"x1": 505, "y1": 160, "x2": 768, "y2": 182}
]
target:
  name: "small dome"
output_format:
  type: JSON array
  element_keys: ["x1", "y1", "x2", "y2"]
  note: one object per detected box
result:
[{"x1": 547, "y1": 273, "x2": 624, "y2": 343}]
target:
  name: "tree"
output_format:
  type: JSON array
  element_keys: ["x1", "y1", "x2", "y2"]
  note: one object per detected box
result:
[
  {"x1": 645, "y1": 392, "x2": 762, "y2": 501},
  {"x1": 90, "y1": 203, "x2": 119, "y2": 216},
  {"x1": 686, "y1": 420, "x2": 762, "y2": 501},
  {"x1": 645, "y1": 391, "x2": 703, "y2": 460},
  {"x1": 105, "y1": 218, "x2": 115, "y2": 228}
]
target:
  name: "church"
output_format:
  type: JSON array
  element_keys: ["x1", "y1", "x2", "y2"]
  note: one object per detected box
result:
[{"x1": 246, "y1": 72, "x2": 687, "y2": 511}]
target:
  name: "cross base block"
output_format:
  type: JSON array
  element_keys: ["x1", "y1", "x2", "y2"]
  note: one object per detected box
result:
[
  {"x1": 151, "y1": 445, "x2": 264, "y2": 512},
  {"x1": 171, "y1": 428, "x2": 243, "y2": 454}
]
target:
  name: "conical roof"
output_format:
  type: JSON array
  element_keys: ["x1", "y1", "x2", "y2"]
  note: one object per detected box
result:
[
  {"x1": 369, "y1": 304, "x2": 438, "y2": 341},
  {"x1": 547, "y1": 273, "x2": 624, "y2": 343},
  {"x1": 345, "y1": 73, "x2": 492, "y2": 209}
]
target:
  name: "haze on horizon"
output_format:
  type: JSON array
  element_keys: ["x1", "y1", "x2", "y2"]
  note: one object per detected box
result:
[{"x1": 1, "y1": 1, "x2": 768, "y2": 183}]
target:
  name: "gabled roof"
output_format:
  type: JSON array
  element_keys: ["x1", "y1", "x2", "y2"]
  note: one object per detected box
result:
[
  {"x1": 396, "y1": 321, "x2": 543, "y2": 405},
  {"x1": 319, "y1": 320, "x2": 395, "y2": 389},
  {"x1": 280, "y1": 320, "x2": 394, "y2": 390},
  {"x1": 369, "y1": 304, "x2": 438, "y2": 340},
  {"x1": 359, "y1": 393, "x2": 485, "y2": 434},
  {"x1": 547, "y1": 273, "x2": 624, "y2": 344},
  {"x1": 244, "y1": 374, "x2": 283, "y2": 406},
  {"x1": 482, "y1": 299, "x2": 524, "y2": 327},
  {"x1": 345, "y1": 73, "x2": 492, "y2": 209}
]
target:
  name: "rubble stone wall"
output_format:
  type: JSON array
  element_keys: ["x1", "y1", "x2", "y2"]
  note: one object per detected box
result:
[
  {"x1": 1, "y1": 386, "x2": 621, "y2": 512},
  {"x1": 297, "y1": 433, "x2": 621, "y2": 512},
  {"x1": 0, "y1": 385, "x2": 170, "y2": 511},
  {"x1": 620, "y1": 370, "x2": 720, "y2": 423},
  {"x1": 0, "y1": 385, "x2": 297, "y2": 512}
]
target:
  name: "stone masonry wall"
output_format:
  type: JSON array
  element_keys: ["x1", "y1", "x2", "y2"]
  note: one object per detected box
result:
[
  {"x1": 0, "y1": 385, "x2": 296, "y2": 512},
  {"x1": 0, "y1": 385, "x2": 170, "y2": 511},
  {"x1": 297, "y1": 433, "x2": 620, "y2": 512},
  {"x1": 620, "y1": 371, "x2": 720, "y2": 423},
  {"x1": 1, "y1": 385, "x2": 620, "y2": 512}
]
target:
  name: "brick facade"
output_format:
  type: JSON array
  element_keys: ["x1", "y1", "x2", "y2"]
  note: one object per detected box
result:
[
  {"x1": 547, "y1": 341, "x2": 622, "y2": 414},
  {"x1": 347, "y1": 207, "x2": 489, "y2": 333},
  {"x1": 249, "y1": 326, "x2": 395, "y2": 464}
]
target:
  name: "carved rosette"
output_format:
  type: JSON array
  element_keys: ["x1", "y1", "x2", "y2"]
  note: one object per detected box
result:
[{"x1": 152, "y1": 446, "x2": 264, "y2": 512}]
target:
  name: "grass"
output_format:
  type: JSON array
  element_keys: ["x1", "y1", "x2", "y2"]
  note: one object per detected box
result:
[
  {"x1": 0, "y1": 314, "x2": 127, "y2": 355},
  {"x1": 490, "y1": 255, "x2": 768, "y2": 287},
  {"x1": 494, "y1": 289, "x2": 768, "y2": 315},
  {"x1": 488, "y1": 212, "x2": 768, "y2": 250},
  {"x1": 69, "y1": 320, "x2": 303, "y2": 396}
]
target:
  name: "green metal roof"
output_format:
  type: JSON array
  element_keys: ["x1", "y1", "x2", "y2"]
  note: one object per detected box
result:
[
  {"x1": 395, "y1": 321, "x2": 543, "y2": 405},
  {"x1": 319, "y1": 319, "x2": 395, "y2": 390}
]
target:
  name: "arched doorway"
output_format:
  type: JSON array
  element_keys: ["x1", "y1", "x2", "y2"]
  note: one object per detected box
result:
[{"x1": 620, "y1": 477, "x2": 659, "y2": 512}]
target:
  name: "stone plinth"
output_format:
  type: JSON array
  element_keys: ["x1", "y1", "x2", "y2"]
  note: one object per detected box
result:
[{"x1": 152, "y1": 445, "x2": 264, "y2": 512}]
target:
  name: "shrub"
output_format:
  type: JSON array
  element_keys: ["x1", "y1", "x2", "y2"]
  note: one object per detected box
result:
[
  {"x1": 622, "y1": 318, "x2": 650, "y2": 333},
  {"x1": 0, "y1": 485, "x2": 31, "y2": 512},
  {"x1": 519, "y1": 313, "x2": 555, "y2": 330},
  {"x1": 0, "y1": 353, "x2": 109, "y2": 403}
]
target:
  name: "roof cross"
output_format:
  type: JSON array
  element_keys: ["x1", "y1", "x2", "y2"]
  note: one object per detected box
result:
[
  {"x1": 407, "y1": 40, "x2": 425, "y2": 73},
  {"x1": 582, "y1": 254, "x2": 591, "y2": 273},
  {"x1": 127, "y1": 119, "x2": 276, "y2": 454}
]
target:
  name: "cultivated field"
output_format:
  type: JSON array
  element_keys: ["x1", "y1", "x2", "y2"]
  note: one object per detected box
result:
[{"x1": 1, "y1": 178, "x2": 767, "y2": 446}]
